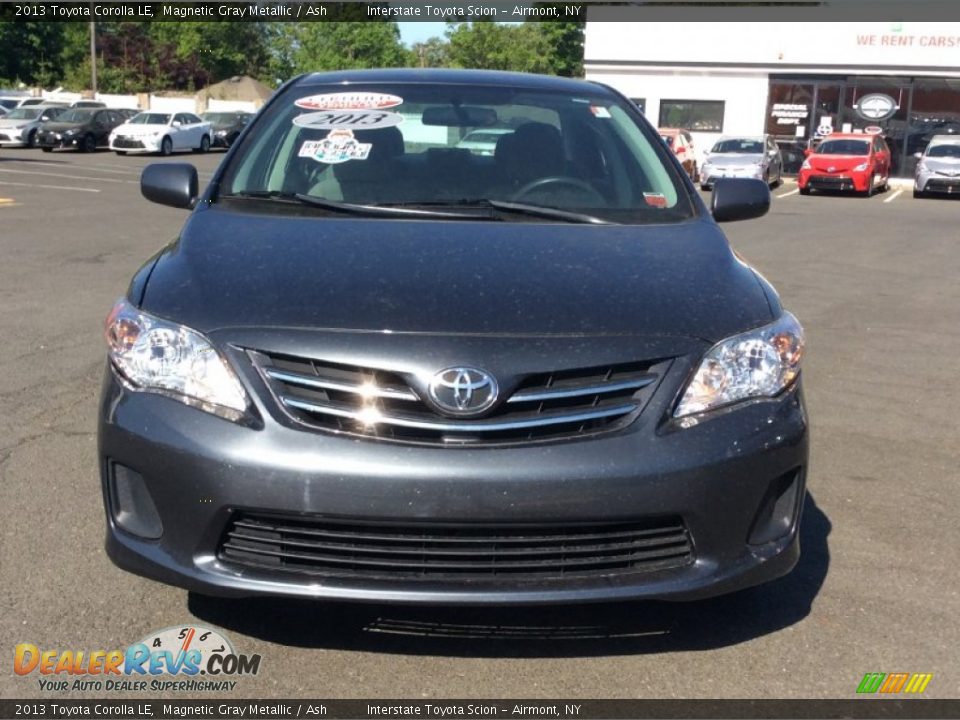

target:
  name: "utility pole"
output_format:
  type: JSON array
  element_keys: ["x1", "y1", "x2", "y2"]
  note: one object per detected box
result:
[{"x1": 89, "y1": 20, "x2": 97, "y2": 94}]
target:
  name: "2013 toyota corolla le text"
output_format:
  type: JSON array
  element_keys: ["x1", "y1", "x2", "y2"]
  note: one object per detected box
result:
[{"x1": 99, "y1": 69, "x2": 808, "y2": 604}]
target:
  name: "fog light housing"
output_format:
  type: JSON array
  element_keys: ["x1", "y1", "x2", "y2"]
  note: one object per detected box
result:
[
  {"x1": 748, "y1": 468, "x2": 804, "y2": 546},
  {"x1": 109, "y1": 462, "x2": 163, "y2": 539}
]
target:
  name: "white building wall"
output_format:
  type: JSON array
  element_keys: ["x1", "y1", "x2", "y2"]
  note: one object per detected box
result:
[
  {"x1": 590, "y1": 68, "x2": 770, "y2": 167},
  {"x1": 148, "y1": 95, "x2": 197, "y2": 113},
  {"x1": 207, "y1": 99, "x2": 259, "y2": 113}
]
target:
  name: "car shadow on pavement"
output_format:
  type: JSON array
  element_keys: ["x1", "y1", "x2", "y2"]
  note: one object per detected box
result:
[{"x1": 188, "y1": 493, "x2": 830, "y2": 658}]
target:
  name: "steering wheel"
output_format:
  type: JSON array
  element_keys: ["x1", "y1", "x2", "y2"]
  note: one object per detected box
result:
[{"x1": 511, "y1": 176, "x2": 607, "y2": 205}]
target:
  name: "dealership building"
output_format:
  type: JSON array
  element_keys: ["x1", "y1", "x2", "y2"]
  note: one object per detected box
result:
[{"x1": 584, "y1": 21, "x2": 960, "y2": 176}]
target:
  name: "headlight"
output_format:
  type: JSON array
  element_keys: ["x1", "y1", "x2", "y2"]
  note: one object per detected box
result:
[
  {"x1": 674, "y1": 312, "x2": 804, "y2": 419},
  {"x1": 801, "y1": 159, "x2": 811, "y2": 170},
  {"x1": 63, "y1": 129, "x2": 77, "y2": 136},
  {"x1": 854, "y1": 162, "x2": 870, "y2": 172},
  {"x1": 105, "y1": 298, "x2": 248, "y2": 420},
  {"x1": 216, "y1": 129, "x2": 228, "y2": 136}
]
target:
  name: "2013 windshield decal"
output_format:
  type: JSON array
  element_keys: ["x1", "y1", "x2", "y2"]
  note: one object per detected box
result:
[{"x1": 293, "y1": 110, "x2": 404, "y2": 131}]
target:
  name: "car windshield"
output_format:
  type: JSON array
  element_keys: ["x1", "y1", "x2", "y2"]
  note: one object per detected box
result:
[
  {"x1": 0, "y1": 99, "x2": 20, "y2": 110},
  {"x1": 712, "y1": 139, "x2": 764, "y2": 153},
  {"x1": 5, "y1": 108, "x2": 41, "y2": 120},
  {"x1": 817, "y1": 139, "x2": 870, "y2": 155},
  {"x1": 926, "y1": 144, "x2": 960, "y2": 159},
  {"x1": 129, "y1": 113, "x2": 170, "y2": 125},
  {"x1": 220, "y1": 82, "x2": 692, "y2": 224},
  {"x1": 57, "y1": 109, "x2": 97, "y2": 123}
]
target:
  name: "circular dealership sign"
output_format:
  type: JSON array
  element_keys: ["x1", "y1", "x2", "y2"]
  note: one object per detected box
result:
[{"x1": 855, "y1": 94, "x2": 898, "y2": 121}]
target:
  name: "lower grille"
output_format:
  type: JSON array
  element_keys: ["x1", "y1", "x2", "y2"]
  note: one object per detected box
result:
[
  {"x1": 113, "y1": 137, "x2": 145, "y2": 149},
  {"x1": 219, "y1": 513, "x2": 694, "y2": 581},
  {"x1": 0, "y1": 134, "x2": 11, "y2": 142},
  {"x1": 808, "y1": 175, "x2": 854, "y2": 189},
  {"x1": 925, "y1": 178, "x2": 960, "y2": 191}
]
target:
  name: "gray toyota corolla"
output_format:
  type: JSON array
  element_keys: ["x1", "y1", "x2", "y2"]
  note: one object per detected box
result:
[{"x1": 100, "y1": 69, "x2": 808, "y2": 604}]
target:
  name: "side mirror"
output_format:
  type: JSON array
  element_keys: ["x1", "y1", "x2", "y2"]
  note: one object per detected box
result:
[
  {"x1": 913, "y1": 151, "x2": 923, "y2": 159},
  {"x1": 140, "y1": 163, "x2": 198, "y2": 209},
  {"x1": 172, "y1": 121, "x2": 182, "y2": 127},
  {"x1": 40, "y1": 115, "x2": 50, "y2": 121},
  {"x1": 803, "y1": 148, "x2": 812, "y2": 157},
  {"x1": 711, "y1": 178, "x2": 770, "y2": 222}
]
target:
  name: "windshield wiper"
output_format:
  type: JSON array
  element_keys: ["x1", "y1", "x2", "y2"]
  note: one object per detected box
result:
[
  {"x1": 392, "y1": 199, "x2": 612, "y2": 225},
  {"x1": 220, "y1": 191, "x2": 498, "y2": 221}
]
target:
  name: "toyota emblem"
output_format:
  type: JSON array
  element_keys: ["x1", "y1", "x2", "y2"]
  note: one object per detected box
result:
[{"x1": 428, "y1": 367, "x2": 499, "y2": 416}]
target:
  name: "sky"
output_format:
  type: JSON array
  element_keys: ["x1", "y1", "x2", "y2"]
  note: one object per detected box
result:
[{"x1": 397, "y1": 22, "x2": 449, "y2": 46}]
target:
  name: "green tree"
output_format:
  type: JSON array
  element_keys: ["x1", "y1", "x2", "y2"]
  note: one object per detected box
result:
[
  {"x1": 150, "y1": 22, "x2": 271, "y2": 89},
  {"x1": 536, "y1": 19, "x2": 585, "y2": 77},
  {"x1": 0, "y1": 22, "x2": 66, "y2": 87},
  {"x1": 287, "y1": 23, "x2": 409, "y2": 73},
  {"x1": 410, "y1": 36, "x2": 451, "y2": 68},
  {"x1": 445, "y1": 22, "x2": 551, "y2": 74}
]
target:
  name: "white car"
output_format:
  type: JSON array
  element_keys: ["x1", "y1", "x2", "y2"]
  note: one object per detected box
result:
[{"x1": 109, "y1": 111, "x2": 212, "y2": 155}]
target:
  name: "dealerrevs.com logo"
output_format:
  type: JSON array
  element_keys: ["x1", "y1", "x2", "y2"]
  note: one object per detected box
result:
[{"x1": 14, "y1": 625, "x2": 261, "y2": 693}]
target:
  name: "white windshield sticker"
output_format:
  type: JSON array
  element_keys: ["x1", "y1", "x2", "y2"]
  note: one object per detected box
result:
[
  {"x1": 294, "y1": 92, "x2": 403, "y2": 111},
  {"x1": 293, "y1": 110, "x2": 404, "y2": 131},
  {"x1": 299, "y1": 130, "x2": 372, "y2": 164},
  {"x1": 589, "y1": 106, "x2": 611, "y2": 118}
]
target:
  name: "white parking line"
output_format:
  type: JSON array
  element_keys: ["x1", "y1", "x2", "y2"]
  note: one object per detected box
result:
[
  {"x1": 0, "y1": 168, "x2": 137, "y2": 184},
  {"x1": 5, "y1": 159, "x2": 215, "y2": 179},
  {"x1": 776, "y1": 188, "x2": 800, "y2": 198},
  {"x1": 0, "y1": 180, "x2": 100, "y2": 193},
  {"x1": 883, "y1": 189, "x2": 904, "y2": 203}
]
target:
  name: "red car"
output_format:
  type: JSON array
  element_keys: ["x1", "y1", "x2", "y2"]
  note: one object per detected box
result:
[
  {"x1": 658, "y1": 127, "x2": 698, "y2": 182},
  {"x1": 798, "y1": 133, "x2": 891, "y2": 196}
]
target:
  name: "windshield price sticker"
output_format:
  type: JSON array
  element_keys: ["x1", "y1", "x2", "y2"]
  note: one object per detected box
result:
[
  {"x1": 293, "y1": 110, "x2": 404, "y2": 131},
  {"x1": 299, "y1": 130, "x2": 372, "y2": 164},
  {"x1": 294, "y1": 93, "x2": 404, "y2": 111}
]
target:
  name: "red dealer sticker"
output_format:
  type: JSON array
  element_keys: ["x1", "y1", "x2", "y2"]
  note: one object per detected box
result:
[{"x1": 294, "y1": 93, "x2": 404, "y2": 111}]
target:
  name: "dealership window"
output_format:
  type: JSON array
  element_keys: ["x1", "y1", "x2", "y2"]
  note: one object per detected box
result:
[{"x1": 658, "y1": 100, "x2": 724, "y2": 132}]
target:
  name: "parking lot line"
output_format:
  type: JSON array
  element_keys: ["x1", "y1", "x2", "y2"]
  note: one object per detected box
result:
[
  {"x1": 4, "y1": 158, "x2": 215, "y2": 179},
  {"x1": 776, "y1": 188, "x2": 800, "y2": 198},
  {"x1": 0, "y1": 168, "x2": 137, "y2": 184},
  {"x1": 884, "y1": 189, "x2": 904, "y2": 203},
  {"x1": 0, "y1": 180, "x2": 100, "y2": 193}
]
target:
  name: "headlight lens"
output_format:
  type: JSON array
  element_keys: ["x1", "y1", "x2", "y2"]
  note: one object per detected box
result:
[
  {"x1": 801, "y1": 159, "x2": 811, "y2": 170},
  {"x1": 63, "y1": 129, "x2": 77, "y2": 136},
  {"x1": 854, "y1": 162, "x2": 870, "y2": 172},
  {"x1": 105, "y1": 298, "x2": 248, "y2": 419},
  {"x1": 674, "y1": 312, "x2": 804, "y2": 418}
]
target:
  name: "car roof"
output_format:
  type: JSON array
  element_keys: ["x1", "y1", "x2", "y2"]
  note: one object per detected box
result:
[
  {"x1": 820, "y1": 133, "x2": 876, "y2": 140},
  {"x1": 297, "y1": 68, "x2": 614, "y2": 96},
  {"x1": 928, "y1": 134, "x2": 960, "y2": 145}
]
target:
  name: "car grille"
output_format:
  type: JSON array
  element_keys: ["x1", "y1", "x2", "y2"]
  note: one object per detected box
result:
[
  {"x1": 219, "y1": 513, "x2": 694, "y2": 581},
  {"x1": 808, "y1": 175, "x2": 854, "y2": 189},
  {"x1": 0, "y1": 133, "x2": 11, "y2": 142},
  {"x1": 250, "y1": 350, "x2": 668, "y2": 445},
  {"x1": 926, "y1": 178, "x2": 960, "y2": 190},
  {"x1": 113, "y1": 136, "x2": 144, "y2": 149}
]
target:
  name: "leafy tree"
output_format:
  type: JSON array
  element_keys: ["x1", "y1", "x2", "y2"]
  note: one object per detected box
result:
[
  {"x1": 0, "y1": 22, "x2": 66, "y2": 88},
  {"x1": 287, "y1": 23, "x2": 409, "y2": 73},
  {"x1": 411, "y1": 37, "x2": 452, "y2": 68},
  {"x1": 445, "y1": 22, "x2": 551, "y2": 74},
  {"x1": 535, "y1": 19, "x2": 585, "y2": 77}
]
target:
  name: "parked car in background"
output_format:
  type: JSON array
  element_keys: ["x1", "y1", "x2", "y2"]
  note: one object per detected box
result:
[
  {"x1": 700, "y1": 135, "x2": 783, "y2": 190},
  {"x1": 913, "y1": 135, "x2": 960, "y2": 198},
  {"x1": 109, "y1": 112, "x2": 212, "y2": 155},
  {"x1": 38, "y1": 108, "x2": 128, "y2": 153},
  {"x1": 102, "y1": 68, "x2": 807, "y2": 606},
  {"x1": 201, "y1": 111, "x2": 253, "y2": 148},
  {"x1": 798, "y1": 133, "x2": 891, "y2": 197},
  {"x1": 115, "y1": 108, "x2": 142, "y2": 121},
  {"x1": 71, "y1": 100, "x2": 107, "y2": 109},
  {"x1": 0, "y1": 96, "x2": 27, "y2": 114},
  {"x1": 455, "y1": 127, "x2": 513, "y2": 156},
  {"x1": 0, "y1": 105, "x2": 68, "y2": 148},
  {"x1": 658, "y1": 127, "x2": 698, "y2": 182}
]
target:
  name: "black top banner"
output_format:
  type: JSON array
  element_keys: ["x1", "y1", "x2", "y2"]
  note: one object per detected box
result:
[{"x1": 2, "y1": 699, "x2": 960, "y2": 720}]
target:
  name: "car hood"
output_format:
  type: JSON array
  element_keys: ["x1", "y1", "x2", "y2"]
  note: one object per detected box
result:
[
  {"x1": 0, "y1": 118, "x2": 35, "y2": 128},
  {"x1": 114, "y1": 123, "x2": 168, "y2": 135},
  {"x1": 921, "y1": 156, "x2": 960, "y2": 174},
  {"x1": 140, "y1": 204, "x2": 773, "y2": 342},
  {"x1": 706, "y1": 153, "x2": 763, "y2": 167},
  {"x1": 41, "y1": 121, "x2": 89, "y2": 132},
  {"x1": 808, "y1": 154, "x2": 869, "y2": 172}
]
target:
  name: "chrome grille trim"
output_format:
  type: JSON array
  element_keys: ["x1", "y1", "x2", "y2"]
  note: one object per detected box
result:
[
  {"x1": 281, "y1": 396, "x2": 637, "y2": 433},
  {"x1": 264, "y1": 367, "x2": 419, "y2": 402},
  {"x1": 508, "y1": 376, "x2": 655, "y2": 403}
]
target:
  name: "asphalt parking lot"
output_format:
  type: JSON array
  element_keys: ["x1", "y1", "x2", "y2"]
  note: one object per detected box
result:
[{"x1": 1, "y1": 146, "x2": 958, "y2": 700}]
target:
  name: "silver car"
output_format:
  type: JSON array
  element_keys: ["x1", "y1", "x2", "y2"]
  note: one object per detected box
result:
[
  {"x1": 0, "y1": 106, "x2": 66, "y2": 148},
  {"x1": 914, "y1": 135, "x2": 960, "y2": 198},
  {"x1": 700, "y1": 135, "x2": 783, "y2": 190}
]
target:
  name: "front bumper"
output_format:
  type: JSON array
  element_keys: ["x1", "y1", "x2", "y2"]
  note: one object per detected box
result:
[
  {"x1": 110, "y1": 136, "x2": 160, "y2": 153},
  {"x1": 798, "y1": 171, "x2": 869, "y2": 192},
  {"x1": 99, "y1": 357, "x2": 809, "y2": 604},
  {"x1": 916, "y1": 171, "x2": 960, "y2": 194},
  {"x1": 0, "y1": 130, "x2": 27, "y2": 146},
  {"x1": 700, "y1": 166, "x2": 764, "y2": 188},
  {"x1": 39, "y1": 133, "x2": 81, "y2": 149}
]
